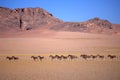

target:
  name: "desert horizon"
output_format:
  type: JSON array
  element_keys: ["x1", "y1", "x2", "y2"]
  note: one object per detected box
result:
[
  {"x1": 0, "y1": 3, "x2": 120, "y2": 80},
  {"x1": 0, "y1": 31, "x2": 120, "y2": 80}
]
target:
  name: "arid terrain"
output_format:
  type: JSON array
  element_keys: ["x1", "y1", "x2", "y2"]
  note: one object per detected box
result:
[
  {"x1": 0, "y1": 31, "x2": 120, "y2": 80},
  {"x1": 0, "y1": 54, "x2": 120, "y2": 80},
  {"x1": 0, "y1": 7, "x2": 120, "y2": 80}
]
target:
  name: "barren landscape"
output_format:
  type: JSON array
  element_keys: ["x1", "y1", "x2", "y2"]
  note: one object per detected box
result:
[
  {"x1": 0, "y1": 7, "x2": 120, "y2": 80},
  {"x1": 0, "y1": 31, "x2": 120, "y2": 80}
]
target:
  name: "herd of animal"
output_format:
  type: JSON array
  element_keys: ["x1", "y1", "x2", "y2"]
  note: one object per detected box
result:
[{"x1": 3, "y1": 54, "x2": 118, "y2": 61}]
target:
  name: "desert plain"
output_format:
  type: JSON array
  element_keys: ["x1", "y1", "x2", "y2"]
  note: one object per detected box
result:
[{"x1": 0, "y1": 31, "x2": 120, "y2": 80}]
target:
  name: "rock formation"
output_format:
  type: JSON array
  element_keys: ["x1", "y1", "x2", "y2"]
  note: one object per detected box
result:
[
  {"x1": 0, "y1": 6, "x2": 120, "y2": 34},
  {"x1": 51, "y1": 17, "x2": 113, "y2": 33},
  {"x1": 0, "y1": 7, "x2": 63, "y2": 32}
]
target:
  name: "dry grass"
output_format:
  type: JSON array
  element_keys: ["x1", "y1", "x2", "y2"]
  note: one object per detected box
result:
[
  {"x1": 0, "y1": 31, "x2": 120, "y2": 80},
  {"x1": 0, "y1": 53, "x2": 120, "y2": 80}
]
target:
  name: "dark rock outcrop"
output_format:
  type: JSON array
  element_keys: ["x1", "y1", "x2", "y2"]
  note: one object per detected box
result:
[
  {"x1": 51, "y1": 22, "x2": 89, "y2": 32},
  {"x1": 0, "y1": 7, "x2": 63, "y2": 32},
  {"x1": 0, "y1": 7, "x2": 19, "y2": 32},
  {"x1": 51, "y1": 17, "x2": 114, "y2": 34},
  {"x1": 86, "y1": 17, "x2": 112, "y2": 29}
]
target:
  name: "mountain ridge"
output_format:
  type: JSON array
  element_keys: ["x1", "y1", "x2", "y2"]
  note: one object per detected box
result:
[
  {"x1": 0, "y1": 6, "x2": 63, "y2": 32},
  {"x1": 0, "y1": 7, "x2": 120, "y2": 35}
]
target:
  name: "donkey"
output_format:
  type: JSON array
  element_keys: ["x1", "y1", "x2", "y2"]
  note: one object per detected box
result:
[
  {"x1": 6, "y1": 56, "x2": 19, "y2": 61},
  {"x1": 97, "y1": 55, "x2": 104, "y2": 59},
  {"x1": 108, "y1": 55, "x2": 116, "y2": 59},
  {"x1": 38, "y1": 56, "x2": 44, "y2": 61},
  {"x1": 61, "y1": 55, "x2": 68, "y2": 60},
  {"x1": 80, "y1": 54, "x2": 90, "y2": 60},
  {"x1": 12, "y1": 56, "x2": 19, "y2": 60},
  {"x1": 31, "y1": 56, "x2": 38, "y2": 61},
  {"x1": 49, "y1": 55, "x2": 56, "y2": 60},
  {"x1": 68, "y1": 55, "x2": 77, "y2": 60},
  {"x1": 6, "y1": 56, "x2": 13, "y2": 60},
  {"x1": 55, "y1": 55, "x2": 62, "y2": 60},
  {"x1": 90, "y1": 55, "x2": 97, "y2": 59}
]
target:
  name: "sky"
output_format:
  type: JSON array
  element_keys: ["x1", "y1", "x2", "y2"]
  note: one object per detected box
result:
[{"x1": 0, "y1": 0, "x2": 120, "y2": 24}]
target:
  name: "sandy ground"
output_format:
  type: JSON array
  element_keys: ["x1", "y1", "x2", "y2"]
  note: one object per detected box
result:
[
  {"x1": 0, "y1": 53, "x2": 120, "y2": 80},
  {"x1": 0, "y1": 31, "x2": 120, "y2": 54},
  {"x1": 0, "y1": 31, "x2": 120, "y2": 80}
]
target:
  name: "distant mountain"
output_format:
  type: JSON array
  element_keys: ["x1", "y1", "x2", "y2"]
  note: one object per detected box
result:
[
  {"x1": 0, "y1": 7, "x2": 120, "y2": 34},
  {"x1": 51, "y1": 17, "x2": 115, "y2": 34},
  {"x1": 0, "y1": 7, "x2": 63, "y2": 32}
]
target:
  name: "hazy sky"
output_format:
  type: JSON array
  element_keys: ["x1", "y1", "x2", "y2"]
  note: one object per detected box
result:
[{"x1": 0, "y1": 0, "x2": 120, "y2": 23}]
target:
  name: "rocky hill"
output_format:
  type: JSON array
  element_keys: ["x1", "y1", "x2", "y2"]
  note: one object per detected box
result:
[
  {"x1": 0, "y1": 7, "x2": 63, "y2": 32},
  {"x1": 51, "y1": 17, "x2": 115, "y2": 34},
  {"x1": 0, "y1": 7, "x2": 120, "y2": 34}
]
